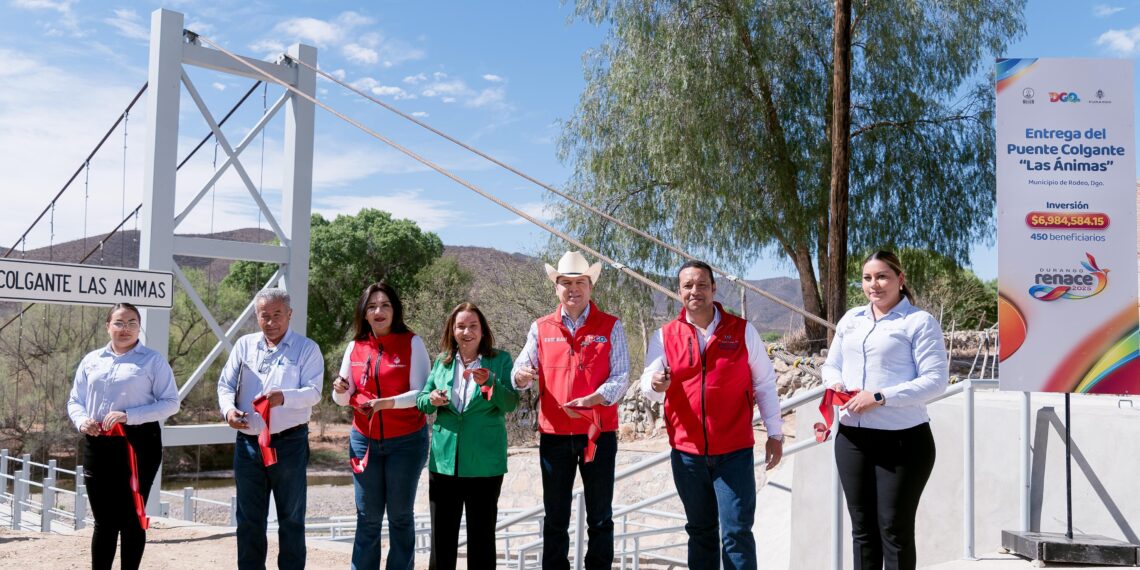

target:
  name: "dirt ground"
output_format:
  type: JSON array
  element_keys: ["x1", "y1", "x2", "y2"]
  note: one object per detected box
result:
[
  {"x1": 0, "y1": 519, "x2": 363, "y2": 569},
  {"x1": 1, "y1": 426, "x2": 791, "y2": 569}
]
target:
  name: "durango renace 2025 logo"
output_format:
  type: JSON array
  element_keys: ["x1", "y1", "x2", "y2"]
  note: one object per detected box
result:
[{"x1": 1028, "y1": 253, "x2": 1108, "y2": 301}]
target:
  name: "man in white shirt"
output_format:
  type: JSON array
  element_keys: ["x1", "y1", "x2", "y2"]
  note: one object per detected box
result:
[{"x1": 217, "y1": 288, "x2": 324, "y2": 570}]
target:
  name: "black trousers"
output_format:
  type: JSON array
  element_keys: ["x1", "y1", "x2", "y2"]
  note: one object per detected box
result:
[
  {"x1": 835, "y1": 422, "x2": 935, "y2": 570},
  {"x1": 428, "y1": 471, "x2": 504, "y2": 570},
  {"x1": 83, "y1": 421, "x2": 162, "y2": 570}
]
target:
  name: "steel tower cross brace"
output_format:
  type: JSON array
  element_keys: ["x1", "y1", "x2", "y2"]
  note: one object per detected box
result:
[{"x1": 138, "y1": 8, "x2": 316, "y2": 508}]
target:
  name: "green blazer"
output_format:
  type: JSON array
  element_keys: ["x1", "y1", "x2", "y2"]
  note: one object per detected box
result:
[{"x1": 416, "y1": 349, "x2": 518, "y2": 477}]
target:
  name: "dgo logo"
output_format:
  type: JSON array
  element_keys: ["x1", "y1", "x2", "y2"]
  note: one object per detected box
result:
[{"x1": 1048, "y1": 91, "x2": 1080, "y2": 103}]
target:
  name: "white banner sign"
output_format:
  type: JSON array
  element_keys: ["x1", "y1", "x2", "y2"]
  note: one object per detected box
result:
[
  {"x1": 0, "y1": 258, "x2": 173, "y2": 309},
  {"x1": 996, "y1": 58, "x2": 1138, "y2": 395}
]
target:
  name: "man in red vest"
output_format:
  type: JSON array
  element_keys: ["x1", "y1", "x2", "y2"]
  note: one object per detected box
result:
[
  {"x1": 640, "y1": 260, "x2": 784, "y2": 570},
  {"x1": 513, "y1": 251, "x2": 630, "y2": 570}
]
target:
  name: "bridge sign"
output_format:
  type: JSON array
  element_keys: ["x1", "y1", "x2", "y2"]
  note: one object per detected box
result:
[{"x1": 0, "y1": 258, "x2": 174, "y2": 309}]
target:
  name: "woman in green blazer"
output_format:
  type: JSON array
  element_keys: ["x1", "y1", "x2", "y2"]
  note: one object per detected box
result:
[{"x1": 416, "y1": 302, "x2": 518, "y2": 570}]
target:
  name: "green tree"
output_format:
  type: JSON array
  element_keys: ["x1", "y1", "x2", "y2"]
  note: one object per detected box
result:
[
  {"x1": 846, "y1": 248, "x2": 996, "y2": 329},
  {"x1": 560, "y1": 0, "x2": 1024, "y2": 347},
  {"x1": 405, "y1": 256, "x2": 476, "y2": 352},
  {"x1": 225, "y1": 208, "x2": 444, "y2": 353}
]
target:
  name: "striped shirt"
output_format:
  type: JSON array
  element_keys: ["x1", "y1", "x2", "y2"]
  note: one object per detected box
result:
[{"x1": 512, "y1": 304, "x2": 631, "y2": 405}]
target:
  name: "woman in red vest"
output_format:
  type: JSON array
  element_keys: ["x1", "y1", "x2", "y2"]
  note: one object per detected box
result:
[
  {"x1": 332, "y1": 282, "x2": 430, "y2": 570},
  {"x1": 66, "y1": 302, "x2": 180, "y2": 570}
]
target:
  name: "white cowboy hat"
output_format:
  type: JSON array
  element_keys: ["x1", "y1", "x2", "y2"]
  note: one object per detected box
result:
[{"x1": 544, "y1": 251, "x2": 602, "y2": 284}]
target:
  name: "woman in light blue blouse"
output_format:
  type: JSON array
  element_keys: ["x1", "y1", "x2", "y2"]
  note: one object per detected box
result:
[
  {"x1": 821, "y1": 251, "x2": 948, "y2": 570},
  {"x1": 67, "y1": 302, "x2": 180, "y2": 570}
]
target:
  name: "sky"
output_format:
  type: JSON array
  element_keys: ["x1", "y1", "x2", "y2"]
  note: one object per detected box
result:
[{"x1": 1, "y1": 0, "x2": 1139, "y2": 283}]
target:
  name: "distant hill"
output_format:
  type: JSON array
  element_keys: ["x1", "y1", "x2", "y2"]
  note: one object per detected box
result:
[
  {"x1": 442, "y1": 245, "x2": 805, "y2": 334},
  {"x1": 2, "y1": 232, "x2": 807, "y2": 334}
]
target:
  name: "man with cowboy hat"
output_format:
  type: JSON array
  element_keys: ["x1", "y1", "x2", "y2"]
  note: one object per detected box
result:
[{"x1": 513, "y1": 250, "x2": 630, "y2": 570}]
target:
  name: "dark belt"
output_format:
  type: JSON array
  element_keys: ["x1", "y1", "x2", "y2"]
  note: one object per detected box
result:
[{"x1": 239, "y1": 422, "x2": 307, "y2": 440}]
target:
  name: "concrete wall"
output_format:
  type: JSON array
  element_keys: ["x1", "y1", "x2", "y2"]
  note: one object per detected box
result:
[{"x1": 790, "y1": 389, "x2": 1140, "y2": 569}]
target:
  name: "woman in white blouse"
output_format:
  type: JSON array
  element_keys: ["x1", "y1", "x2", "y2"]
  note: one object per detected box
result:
[
  {"x1": 67, "y1": 302, "x2": 180, "y2": 570},
  {"x1": 821, "y1": 251, "x2": 948, "y2": 570},
  {"x1": 330, "y1": 282, "x2": 430, "y2": 570}
]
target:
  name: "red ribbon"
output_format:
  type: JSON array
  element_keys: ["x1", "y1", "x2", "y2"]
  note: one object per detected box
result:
[
  {"x1": 348, "y1": 388, "x2": 379, "y2": 474},
  {"x1": 463, "y1": 368, "x2": 494, "y2": 401},
  {"x1": 814, "y1": 388, "x2": 860, "y2": 443},
  {"x1": 566, "y1": 406, "x2": 603, "y2": 463},
  {"x1": 252, "y1": 395, "x2": 277, "y2": 467},
  {"x1": 99, "y1": 423, "x2": 149, "y2": 530}
]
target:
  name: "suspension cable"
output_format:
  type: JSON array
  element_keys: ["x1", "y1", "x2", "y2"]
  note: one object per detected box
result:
[
  {"x1": 195, "y1": 34, "x2": 685, "y2": 303},
  {"x1": 3, "y1": 83, "x2": 148, "y2": 258},
  {"x1": 289, "y1": 57, "x2": 833, "y2": 330},
  {"x1": 120, "y1": 107, "x2": 129, "y2": 266},
  {"x1": 0, "y1": 79, "x2": 262, "y2": 335},
  {"x1": 0, "y1": 204, "x2": 144, "y2": 335},
  {"x1": 166, "y1": 35, "x2": 819, "y2": 377}
]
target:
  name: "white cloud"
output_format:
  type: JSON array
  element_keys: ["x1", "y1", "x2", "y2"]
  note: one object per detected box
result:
[
  {"x1": 420, "y1": 77, "x2": 509, "y2": 109},
  {"x1": 343, "y1": 43, "x2": 379, "y2": 65},
  {"x1": 185, "y1": 20, "x2": 213, "y2": 35},
  {"x1": 0, "y1": 49, "x2": 154, "y2": 247},
  {"x1": 335, "y1": 11, "x2": 375, "y2": 28},
  {"x1": 249, "y1": 39, "x2": 286, "y2": 58},
  {"x1": 411, "y1": 111, "x2": 429, "y2": 118},
  {"x1": 373, "y1": 37, "x2": 425, "y2": 68},
  {"x1": 11, "y1": 0, "x2": 80, "y2": 36},
  {"x1": 104, "y1": 8, "x2": 150, "y2": 41},
  {"x1": 403, "y1": 73, "x2": 427, "y2": 84},
  {"x1": 422, "y1": 79, "x2": 468, "y2": 98},
  {"x1": 482, "y1": 74, "x2": 504, "y2": 82},
  {"x1": 260, "y1": 12, "x2": 423, "y2": 68},
  {"x1": 477, "y1": 201, "x2": 555, "y2": 227},
  {"x1": 371, "y1": 85, "x2": 414, "y2": 100},
  {"x1": 1093, "y1": 4, "x2": 1125, "y2": 17},
  {"x1": 0, "y1": 48, "x2": 39, "y2": 77},
  {"x1": 1096, "y1": 26, "x2": 1140, "y2": 56},
  {"x1": 274, "y1": 17, "x2": 344, "y2": 47},
  {"x1": 212, "y1": 82, "x2": 226, "y2": 91},
  {"x1": 468, "y1": 87, "x2": 506, "y2": 108},
  {"x1": 315, "y1": 189, "x2": 460, "y2": 231},
  {"x1": 349, "y1": 77, "x2": 380, "y2": 91}
]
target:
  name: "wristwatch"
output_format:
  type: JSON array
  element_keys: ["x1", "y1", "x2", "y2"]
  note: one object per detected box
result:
[
  {"x1": 768, "y1": 434, "x2": 785, "y2": 443},
  {"x1": 873, "y1": 391, "x2": 886, "y2": 405}
]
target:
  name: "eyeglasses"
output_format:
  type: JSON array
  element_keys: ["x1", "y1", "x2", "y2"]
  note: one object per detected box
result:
[{"x1": 110, "y1": 321, "x2": 141, "y2": 331}]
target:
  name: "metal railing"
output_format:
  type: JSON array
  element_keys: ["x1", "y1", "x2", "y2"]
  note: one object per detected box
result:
[
  {"x1": 0, "y1": 451, "x2": 92, "y2": 532},
  {"x1": 157, "y1": 487, "x2": 237, "y2": 525},
  {"x1": 0, "y1": 378, "x2": 1008, "y2": 570}
]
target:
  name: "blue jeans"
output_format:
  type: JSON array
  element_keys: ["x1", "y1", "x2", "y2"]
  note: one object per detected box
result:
[
  {"x1": 234, "y1": 425, "x2": 310, "y2": 570},
  {"x1": 539, "y1": 431, "x2": 617, "y2": 570},
  {"x1": 349, "y1": 426, "x2": 428, "y2": 570},
  {"x1": 671, "y1": 447, "x2": 757, "y2": 570}
]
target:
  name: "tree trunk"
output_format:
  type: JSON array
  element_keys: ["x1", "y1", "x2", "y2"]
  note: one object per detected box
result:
[
  {"x1": 826, "y1": 0, "x2": 853, "y2": 341},
  {"x1": 790, "y1": 245, "x2": 827, "y2": 351}
]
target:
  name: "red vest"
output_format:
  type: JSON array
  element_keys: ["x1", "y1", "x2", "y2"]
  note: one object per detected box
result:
[
  {"x1": 535, "y1": 303, "x2": 619, "y2": 435},
  {"x1": 661, "y1": 304, "x2": 755, "y2": 455},
  {"x1": 348, "y1": 332, "x2": 425, "y2": 439}
]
